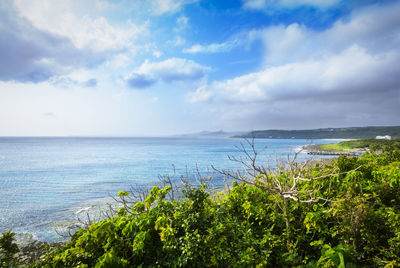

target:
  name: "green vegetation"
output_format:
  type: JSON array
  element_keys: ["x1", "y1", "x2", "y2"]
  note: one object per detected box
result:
[
  {"x1": 318, "y1": 139, "x2": 400, "y2": 152},
  {"x1": 237, "y1": 126, "x2": 400, "y2": 139},
  {"x1": 0, "y1": 230, "x2": 19, "y2": 267},
  {"x1": 2, "y1": 143, "x2": 400, "y2": 267},
  {"x1": 318, "y1": 143, "x2": 348, "y2": 152}
]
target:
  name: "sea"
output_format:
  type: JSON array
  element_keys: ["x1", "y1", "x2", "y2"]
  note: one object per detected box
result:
[{"x1": 0, "y1": 137, "x2": 339, "y2": 242}]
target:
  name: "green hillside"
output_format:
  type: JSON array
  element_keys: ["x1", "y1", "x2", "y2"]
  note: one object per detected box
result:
[{"x1": 236, "y1": 126, "x2": 400, "y2": 139}]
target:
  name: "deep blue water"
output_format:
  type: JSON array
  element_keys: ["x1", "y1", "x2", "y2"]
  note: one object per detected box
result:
[{"x1": 0, "y1": 137, "x2": 338, "y2": 242}]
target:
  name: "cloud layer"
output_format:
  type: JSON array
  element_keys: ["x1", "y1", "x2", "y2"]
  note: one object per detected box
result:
[
  {"x1": 13, "y1": 0, "x2": 145, "y2": 53},
  {"x1": 205, "y1": 46, "x2": 399, "y2": 103},
  {"x1": 0, "y1": 0, "x2": 399, "y2": 135},
  {"x1": 0, "y1": 0, "x2": 145, "y2": 83},
  {"x1": 0, "y1": 1, "x2": 97, "y2": 82},
  {"x1": 188, "y1": 1, "x2": 400, "y2": 128}
]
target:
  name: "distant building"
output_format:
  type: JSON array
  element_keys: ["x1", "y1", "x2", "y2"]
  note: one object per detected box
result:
[{"x1": 376, "y1": 135, "x2": 392, "y2": 140}]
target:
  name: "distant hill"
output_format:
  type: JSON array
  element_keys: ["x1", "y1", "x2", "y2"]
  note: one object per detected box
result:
[
  {"x1": 235, "y1": 126, "x2": 400, "y2": 139},
  {"x1": 175, "y1": 130, "x2": 246, "y2": 138}
]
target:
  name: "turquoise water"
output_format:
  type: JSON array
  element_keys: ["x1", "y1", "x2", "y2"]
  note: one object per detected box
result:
[{"x1": 0, "y1": 137, "x2": 337, "y2": 241}]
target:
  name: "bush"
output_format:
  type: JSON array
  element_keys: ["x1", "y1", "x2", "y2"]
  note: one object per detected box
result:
[{"x1": 0, "y1": 230, "x2": 19, "y2": 267}]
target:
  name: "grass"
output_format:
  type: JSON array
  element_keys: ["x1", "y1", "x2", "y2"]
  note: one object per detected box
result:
[
  {"x1": 317, "y1": 139, "x2": 399, "y2": 152},
  {"x1": 319, "y1": 143, "x2": 350, "y2": 152}
]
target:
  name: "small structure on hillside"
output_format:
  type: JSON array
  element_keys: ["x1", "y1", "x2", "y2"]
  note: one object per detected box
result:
[{"x1": 376, "y1": 135, "x2": 392, "y2": 140}]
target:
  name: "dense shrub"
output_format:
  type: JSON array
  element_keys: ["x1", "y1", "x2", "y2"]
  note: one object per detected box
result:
[{"x1": 0, "y1": 230, "x2": 19, "y2": 267}]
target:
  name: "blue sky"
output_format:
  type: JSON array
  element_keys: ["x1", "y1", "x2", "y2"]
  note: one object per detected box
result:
[{"x1": 0, "y1": 0, "x2": 399, "y2": 136}]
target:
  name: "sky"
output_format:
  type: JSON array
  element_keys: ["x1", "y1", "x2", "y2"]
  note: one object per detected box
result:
[{"x1": 0, "y1": 0, "x2": 399, "y2": 136}]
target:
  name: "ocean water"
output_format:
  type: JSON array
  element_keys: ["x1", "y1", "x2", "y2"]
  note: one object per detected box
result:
[{"x1": 0, "y1": 137, "x2": 337, "y2": 242}]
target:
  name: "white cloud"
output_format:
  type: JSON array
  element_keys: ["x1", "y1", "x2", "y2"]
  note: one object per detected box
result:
[
  {"x1": 153, "y1": 51, "x2": 163, "y2": 58},
  {"x1": 66, "y1": 16, "x2": 144, "y2": 52},
  {"x1": 175, "y1": 15, "x2": 189, "y2": 32},
  {"x1": 110, "y1": 53, "x2": 132, "y2": 67},
  {"x1": 208, "y1": 46, "x2": 400, "y2": 103},
  {"x1": 168, "y1": 36, "x2": 186, "y2": 46},
  {"x1": 186, "y1": 86, "x2": 214, "y2": 103},
  {"x1": 138, "y1": 58, "x2": 210, "y2": 82},
  {"x1": 13, "y1": 0, "x2": 146, "y2": 53},
  {"x1": 183, "y1": 40, "x2": 239, "y2": 54},
  {"x1": 242, "y1": 0, "x2": 340, "y2": 10},
  {"x1": 149, "y1": 0, "x2": 199, "y2": 15},
  {"x1": 94, "y1": 0, "x2": 118, "y2": 10},
  {"x1": 0, "y1": 0, "x2": 104, "y2": 83},
  {"x1": 2, "y1": 0, "x2": 147, "y2": 84},
  {"x1": 50, "y1": 76, "x2": 98, "y2": 89},
  {"x1": 127, "y1": 58, "x2": 210, "y2": 88},
  {"x1": 250, "y1": 1, "x2": 400, "y2": 66},
  {"x1": 243, "y1": 0, "x2": 266, "y2": 9},
  {"x1": 258, "y1": 23, "x2": 313, "y2": 65}
]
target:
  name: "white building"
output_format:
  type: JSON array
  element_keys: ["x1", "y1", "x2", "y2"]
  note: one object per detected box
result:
[{"x1": 376, "y1": 135, "x2": 392, "y2": 140}]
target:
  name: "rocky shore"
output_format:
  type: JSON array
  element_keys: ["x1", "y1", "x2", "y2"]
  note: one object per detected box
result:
[
  {"x1": 304, "y1": 144, "x2": 364, "y2": 156},
  {"x1": 13, "y1": 233, "x2": 64, "y2": 266}
]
